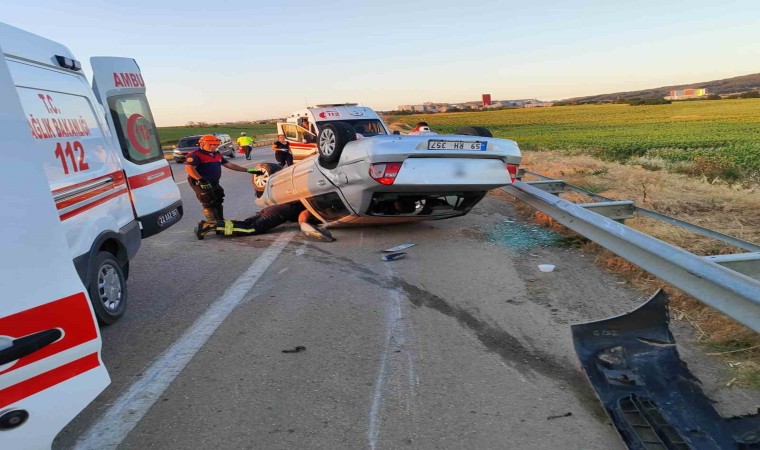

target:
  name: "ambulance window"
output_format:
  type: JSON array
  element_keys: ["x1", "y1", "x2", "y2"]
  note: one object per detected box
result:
[
  {"x1": 283, "y1": 124, "x2": 299, "y2": 140},
  {"x1": 108, "y1": 94, "x2": 163, "y2": 164}
]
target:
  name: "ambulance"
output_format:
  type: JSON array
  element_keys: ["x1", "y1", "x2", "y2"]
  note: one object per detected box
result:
[
  {"x1": 276, "y1": 103, "x2": 391, "y2": 160},
  {"x1": 0, "y1": 22, "x2": 183, "y2": 324},
  {"x1": 0, "y1": 46, "x2": 110, "y2": 449}
]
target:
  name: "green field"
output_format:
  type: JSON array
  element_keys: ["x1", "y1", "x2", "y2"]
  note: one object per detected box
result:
[
  {"x1": 390, "y1": 99, "x2": 760, "y2": 180},
  {"x1": 156, "y1": 124, "x2": 277, "y2": 147}
]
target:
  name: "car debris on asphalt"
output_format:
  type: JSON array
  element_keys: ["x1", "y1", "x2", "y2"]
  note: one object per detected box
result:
[
  {"x1": 546, "y1": 412, "x2": 573, "y2": 420},
  {"x1": 383, "y1": 243, "x2": 416, "y2": 252},
  {"x1": 382, "y1": 252, "x2": 407, "y2": 261},
  {"x1": 300, "y1": 222, "x2": 335, "y2": 242},
  {"x1": 282, "y1": 346, "x2": 307, "y2": 354},
  {"x1": 538, "y1": 264, "x2": 555, "y2": 272}
]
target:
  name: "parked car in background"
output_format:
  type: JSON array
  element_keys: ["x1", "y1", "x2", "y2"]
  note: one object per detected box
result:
[
  {"x1": 216, "y1": 133, "x2": 235, "y2": 158},
  {"x1": 173, "y1": 133, "x2": 235, "y2": 163}
]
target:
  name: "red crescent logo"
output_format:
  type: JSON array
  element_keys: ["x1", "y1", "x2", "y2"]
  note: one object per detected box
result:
[{"x1": 126, "y1": 114, "x2": 154, "y2": 155}]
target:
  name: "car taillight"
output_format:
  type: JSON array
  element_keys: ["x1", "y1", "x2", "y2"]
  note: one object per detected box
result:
[
  {"x1": 506, "y1": 163, "x2": 519, "y2": 183},
  {"x1": 369, "y1": 162, "x2": 402, "y2": 185}
]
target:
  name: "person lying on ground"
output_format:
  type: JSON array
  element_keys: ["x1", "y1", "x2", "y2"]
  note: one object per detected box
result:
[{"x1": 194, "y1": 200, "x2": 334, "y2": 242}]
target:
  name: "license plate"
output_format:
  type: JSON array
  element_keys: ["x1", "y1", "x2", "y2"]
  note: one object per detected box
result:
[
  {"x1": 427, "y1": 140, "x2": 486, "y2": 151},
  {"x1": 157, "y1": 208, "x2": 180, "y2": 228}
]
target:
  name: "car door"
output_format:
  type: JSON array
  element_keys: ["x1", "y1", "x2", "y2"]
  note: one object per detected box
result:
[
  {"x1": 90, "y1": 57, "x2": 183, "y2": 238},
  {"x1": 0, "y1": 55, "x2": 109, "y2": 449}
]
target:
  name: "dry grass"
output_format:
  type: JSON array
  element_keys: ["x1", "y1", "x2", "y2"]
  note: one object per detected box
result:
[
  {"x1": 517, "y1": 151, "x2": 760, "y2": 386},
  {"x1": 387, "y1": 121, "x2": 413, "y2": 133}
]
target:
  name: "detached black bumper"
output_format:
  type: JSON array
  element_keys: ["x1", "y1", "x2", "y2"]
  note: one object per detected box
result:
[{"x1": 572, "y1": 290, "x2": 760, "y2": 449}]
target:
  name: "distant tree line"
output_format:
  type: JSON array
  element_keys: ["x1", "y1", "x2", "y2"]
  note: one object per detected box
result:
[{"x1": 726, "y1": 90, "x2": 760, "y2": 99}]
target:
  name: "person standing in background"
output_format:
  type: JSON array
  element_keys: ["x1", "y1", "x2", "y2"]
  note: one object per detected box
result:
[{"x1": 237, "y1": 132, "x2": 254, "y2": 160}]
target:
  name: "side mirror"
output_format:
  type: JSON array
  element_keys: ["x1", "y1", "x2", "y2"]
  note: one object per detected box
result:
[{"x1": 392, "y1": 130, "x2": 400, "y2": 135}]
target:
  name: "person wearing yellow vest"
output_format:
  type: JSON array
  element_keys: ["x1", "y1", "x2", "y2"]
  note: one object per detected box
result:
[{"x1": 237, "y1": 132, "x2": 255, "y2": 160}]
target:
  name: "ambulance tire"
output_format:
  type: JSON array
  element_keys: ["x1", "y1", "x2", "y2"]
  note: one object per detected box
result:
[
  {"x1": 318, "y1": 122, "x2": 356, "y2": 168},
  {"x1": 252, "y1": 162, "x2": 282, "y2": 198},
  {"x1": 456, "y1": 126, "x2": 493, "y2": 138},
  {"x1": 88, "y1": 251, "x2": 127, "y2": 325}
]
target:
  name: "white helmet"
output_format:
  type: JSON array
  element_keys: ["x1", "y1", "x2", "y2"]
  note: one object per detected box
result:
[{"x1": 240, "y1": 132, "x2": 247, "y2": 136}]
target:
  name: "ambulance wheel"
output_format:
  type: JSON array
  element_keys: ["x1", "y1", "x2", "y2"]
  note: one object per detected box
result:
[
  {"x1": 252, "y1": 162, "x2": 281, "y2": 198},
  {"x1": 456, "y1": 126, "x2": 493, "y2": 137},
  {"x1": 88, "y1": 251, "x2": 127, "y2": 325},
  {"x1": 318, "y1": 122, "x2": 356, "y2": 167}
]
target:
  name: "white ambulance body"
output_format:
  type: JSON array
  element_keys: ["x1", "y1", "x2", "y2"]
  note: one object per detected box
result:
[
  {"x1": 0, "y1": 51, "x2": 109, "y2": 449},
  {"x1": 277, "y1": 104, "x2": 391, "y2": 159},
  {"x1": 0, "y1": 22, "x2": 183, "y2": 324}
]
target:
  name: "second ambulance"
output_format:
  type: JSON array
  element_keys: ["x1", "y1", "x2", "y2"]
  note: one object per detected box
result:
[{"x1": 1, "y1": 22, "x2": 183, "y2": 324}]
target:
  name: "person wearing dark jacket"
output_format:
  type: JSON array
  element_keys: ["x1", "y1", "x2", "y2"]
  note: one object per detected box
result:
[
  {"x1": 185, "y1": 134, "x2": 259, "y2": 239},
  {"x1": 271, "y1": 134, "x2": 294, "y2": 167},
  {"x1": 198, "y1": 201, "x2": 334, "y2": 242}
]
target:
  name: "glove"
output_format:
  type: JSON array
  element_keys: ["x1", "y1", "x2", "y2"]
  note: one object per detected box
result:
[
  {"x1": 247, "y1": 169, "x2": 264, "y2": 175},
  {"x1": 197, "y1": 178, "x2": 212, "y2": 190}
]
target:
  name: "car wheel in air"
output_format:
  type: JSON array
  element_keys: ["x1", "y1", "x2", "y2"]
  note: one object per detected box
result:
[
  {"x1": 252, "y1": 162, "x2": 282, "y2": 198},
  {"x1": 456, "y1": 126, "x2": 493, "y2": 137},
  {"x1": 88, "y1": 251, "x2": 127, "y2": 325},
  {"x1": 317, "y1": 122, "x2": 356, "y2": 166}
]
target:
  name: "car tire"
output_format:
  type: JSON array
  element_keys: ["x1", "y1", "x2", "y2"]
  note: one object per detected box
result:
[
  {"x1": 318, "y1": 122, "x2": 356, "y2": 167},
  {"x1": 252, "y1": 162, "x2": 282, "y2": 198},
  {"x1": 456, "y1": 126, "x2": 493, "y2": 137},
  {"x1": 88, "y1": 251, "x2": 127, "y2": 325}
]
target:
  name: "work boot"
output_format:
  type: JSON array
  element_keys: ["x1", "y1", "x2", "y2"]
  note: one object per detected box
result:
[{"x1": 194, "y1": 220, "x2": 216, "y2": 240}]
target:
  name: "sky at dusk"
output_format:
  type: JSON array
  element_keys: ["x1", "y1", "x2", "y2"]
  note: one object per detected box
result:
[{"x1": 3, "y1": 0, "x2": 758, "y2": 126}]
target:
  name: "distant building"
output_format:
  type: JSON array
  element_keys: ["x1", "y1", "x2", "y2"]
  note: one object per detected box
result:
[
  {"x1": 482, "y1": 94, "x2": 492, "y2": 106},
  {"x1": 665, "y1": 88, "x2": 708, "y2": 100},
  {"x1": 523, "y1": 102, "x2": 554, "y2": 108}
]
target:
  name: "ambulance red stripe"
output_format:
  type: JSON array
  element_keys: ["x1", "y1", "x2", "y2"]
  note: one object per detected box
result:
[
  {"x1": 0, "y1": 353, "x2": 100, "y2": 409},
  {"x1": 51, "y1": 170, "x2": 125, "y2": 194},
  {"x1": 127, "y1": 166, "x2": 172, "y2": 190},
  {"x1": 55, "y1": 177, "x2": 125, "y2": 210},
  {"x1": 59, "y1": 188, "x2": 129, "y2": 221},
  {"x1": 0, "y1": 292, "x2": 98, "y2": 377}
]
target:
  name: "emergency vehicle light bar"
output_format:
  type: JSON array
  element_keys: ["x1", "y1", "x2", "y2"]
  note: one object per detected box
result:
[
  {"x1": 315, "y1": 103, "x2": 358, "y2": 107},
  {"x1": 54, "y1": 55, "x2": 82, "y2": 71}
]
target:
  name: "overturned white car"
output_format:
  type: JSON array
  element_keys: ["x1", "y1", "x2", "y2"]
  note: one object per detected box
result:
[{"x1": 253, "y1": 105, "x2": 522, "y2": 227}]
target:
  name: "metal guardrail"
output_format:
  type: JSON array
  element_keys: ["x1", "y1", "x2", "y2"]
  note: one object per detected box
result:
[{"x1": 502, "y1": 171, "x2": 760, "y2": 333}]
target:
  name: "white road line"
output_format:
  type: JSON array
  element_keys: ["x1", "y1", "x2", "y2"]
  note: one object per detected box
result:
[
  {"x1": 367, "y1": 264, "x2": 418, "y2": 450},
  {"x1": 74, "y1": 231, "x2": 296, "y2": 450}
]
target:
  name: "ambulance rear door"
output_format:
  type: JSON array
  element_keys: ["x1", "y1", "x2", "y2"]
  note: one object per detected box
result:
[
  {"x1": 90, "y1": 57, "x2": 182, "y2": 238},
  {"x1": 0, "y1": 52, "x2": 109, "y2": 449}
]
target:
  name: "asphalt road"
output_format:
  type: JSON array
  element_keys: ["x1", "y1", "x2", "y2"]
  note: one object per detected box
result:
[{"x1": 52, "y1": 146, "x2": 749, "y2": 449}]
